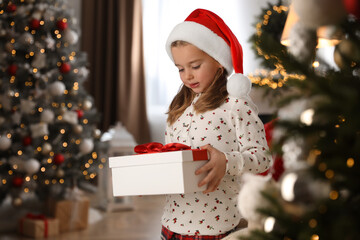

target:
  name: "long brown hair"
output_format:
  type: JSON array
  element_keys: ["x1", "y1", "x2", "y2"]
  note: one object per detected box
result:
[{"x1": 167, "y1": 41, "x2": 228, "y2": 125}]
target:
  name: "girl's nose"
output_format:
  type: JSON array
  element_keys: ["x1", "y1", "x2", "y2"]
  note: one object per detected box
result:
[{"x1": 185, "y1": 69, "x2": 193, "y2": 80}]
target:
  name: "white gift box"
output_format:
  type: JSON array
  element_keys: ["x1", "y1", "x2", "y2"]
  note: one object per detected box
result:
[{"x1": 109, "y1": 149, "x2": 209, "y2": 196}]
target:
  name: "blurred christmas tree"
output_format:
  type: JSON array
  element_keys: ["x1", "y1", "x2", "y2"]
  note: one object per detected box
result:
[
  {"x1": 239, "y1": 0, "x2": 360, "y2": 239},
  {"x1": 0, "y1": 0, "x2": 107, "y2": 207}
]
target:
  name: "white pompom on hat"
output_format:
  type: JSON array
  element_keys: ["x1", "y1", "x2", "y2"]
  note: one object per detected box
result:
[{"x1": 166, "y1": 8, "x2": 251, "y2": 97}]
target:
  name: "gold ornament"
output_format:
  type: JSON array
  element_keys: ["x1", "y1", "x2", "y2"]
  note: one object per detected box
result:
[
  {"x1": 73, "y1": 124, "x2": 83, "y2": 134},
  {"x1": 12, "y1": 197, "x2": 23, "y2": 207},
  {"x1": 334, "y1": 39, "x2": 360, "y2": 69},
  {"x1": 83, "y1": 100, "x2": 92, "y2": 111},
  {"x1": 56, "y1": 169, "x2": 65, "y2": 178},
  {"x1": 42, "y1": 143, "x2": 52, "y2": 154}
]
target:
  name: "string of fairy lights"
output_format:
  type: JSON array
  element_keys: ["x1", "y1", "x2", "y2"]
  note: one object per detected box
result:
[{"x1": 248, "y1": 5, "x2": 306, "y2": 89}]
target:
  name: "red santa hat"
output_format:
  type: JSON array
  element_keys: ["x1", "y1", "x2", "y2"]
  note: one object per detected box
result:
[{"x1": 166, "y1": 8, "x2": 251, "y2": 97}]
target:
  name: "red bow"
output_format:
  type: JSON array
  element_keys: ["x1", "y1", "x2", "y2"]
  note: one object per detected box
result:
[
  {"x1": 134, "y1": 142, "x2": 191, "y2": 154},
  {"x1": 20, "y1": 213, "x2": 49, "y2": 237}
]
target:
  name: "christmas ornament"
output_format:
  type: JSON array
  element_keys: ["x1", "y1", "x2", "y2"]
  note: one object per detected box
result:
[
  {"x1": 73, "y1": 124, "x2": 83, "y2": 134},
  {"x1": 42, "y1": 143, "x2": 52, "y2": 154},
  {"x1": 56, "y1": 169, "x2": 65, "y2": 178},
  {"x1": 20, "y1": 99, "x2": 36, "y2": 114},
  {"x1": 30, "y1": 19, "x2": 41, "y2": 30},
  {"x1": 45, "y1": 34, "x2": 56, "y2": 49},
  {"x1": 280, "y1": 171, "x2": 331, "y2": 204},
  {"x1": 59, "y1": 62, "x2": 71, "y2": 74},
  {"x1": 79, "y1": 138, "x2": 94, "y2": 154},
  {"x1": 343, "y1": 0, "x2": 360, "y2": 18},
  {"x1": 56, "y1": 19, "x2": 68, "y2": 31},
  {"x1": 48, "y1": 81, "x2": 66, "y2": 96},
  {"x1": 63, "y1": 29, "x2": 79, "y2": 44},
  {"x1": 22, "y1": 136, "x2": 32, "y2": 146},
  {"x1": 62, "y1": 111, "x2": 78, "y2": 124},
  {"x1": 18, "y1": 32, "x2": 34, "y2": 45},
  {"x1": 93, "y1": 129, "x2": 101, "y2": 139},
  {"x1": 30, "y1": 123, "x2": 49, "y2": 138},
  {"x1": 77, "y1": 67, "x2": 89, "y2": 78},
  {"x1": 288, "y1": 22, "x2": 317, "y2": 64},
  {"x1": 12, "y1": 197, "x2": 23, "y2": 207},
  {"x1": 334, "y1": 38, "x2": 360, "y2": 69},
  {"x1": 82, "y1": 100, "x2": 92, "y2": 110},
  {"x1": 76, "y1": 109, "x2": 84, "y2": 119},
  {"x1": 7, "y1": 64, "x2": 18, "y2": 76},
  {"x1": 0, "y1": 135, "x2": 12, "y2": 151},
  {"x1": 31, "y1": 53, "x2": 47, "y2": 69},
  {"x1": 41, "y1": 109, "x2": 55, "y2": 123},
  {"x1": 53, "y1": 153, "x2": 65, "y2": 165},
  {"x1": 6, "y1": 3, "x2": 17, "y2": 13},
  {"x1": 24, "y1": 158, "x2": 40, "y2": 175},
  {"x1": 293, "y1": 0, "x2": 347, "y2": 29},
  {"x1": 12, "y1": 176, "x2": 24, "y2": 187}
]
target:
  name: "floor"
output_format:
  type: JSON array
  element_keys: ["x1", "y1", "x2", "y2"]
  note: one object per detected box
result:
[{"x1": 0, "y1": 195, "x2": 165, "y2": 240}]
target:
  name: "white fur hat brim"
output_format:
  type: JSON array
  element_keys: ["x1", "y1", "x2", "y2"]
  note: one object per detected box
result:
[{"x1": 166, "y1": 21, "x2": 233, "y2": 74}]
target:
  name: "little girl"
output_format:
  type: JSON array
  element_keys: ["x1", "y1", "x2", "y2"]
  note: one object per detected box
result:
[{"x1": 161, "y1": 9, "x2": 272, "y2": 239}]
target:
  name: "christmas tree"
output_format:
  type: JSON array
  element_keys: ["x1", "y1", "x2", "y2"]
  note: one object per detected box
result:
[
  {"x1": 0, "y1": 0, "x2": 107, "y2": 207},
  {"x1": 238, "y1": 0, "x2": 360, "y2": 239}
]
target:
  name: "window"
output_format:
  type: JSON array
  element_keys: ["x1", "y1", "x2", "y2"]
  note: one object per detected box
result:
[{"x1": 142, "y1": 0, "x2": 277, "y2": 142}]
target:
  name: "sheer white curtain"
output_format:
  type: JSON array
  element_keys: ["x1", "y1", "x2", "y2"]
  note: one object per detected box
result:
[{"x1": 142, "y1": 0, "x2": 277, "y2": 142}]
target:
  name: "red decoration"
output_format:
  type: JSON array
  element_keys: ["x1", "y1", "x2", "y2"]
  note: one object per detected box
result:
[
  {"x1": 75, "y1": 109, "x2": 84, "y2": 119},
  {"x1": 12, "y1": 176, "x2": 24, "y2": 187},
  {"x1": 56, "y1": 19, "x2": 68, "y2": 31},
  {"x1": 53, "y1": 153, "x2": 65, "y2": 165},
  {"x1": 22, "y1": 136, "x2": 32, "y2": 146},
  {"x1": 59, "y1": 62, "x2": 71, "y2": 74},
  {"x1": 30, "y1": 19, "x2": 41, "y2": 30},
  {"x1": 343, "y1": 0, "x2": 360, "y2": 18},
  {"x1": 6, "y1": 3, "x2": 17, "y2": 13},
  {"x1": 258, "y1": 119, "x2": 285, "y2": 181},
  {"x1": 7, "y1": 64, "x2": 18, "y2": 76}
]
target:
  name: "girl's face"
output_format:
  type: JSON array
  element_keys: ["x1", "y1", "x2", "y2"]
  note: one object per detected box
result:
[{"x1": 171, "y1": 43, "x2": 222, "y2": 94}]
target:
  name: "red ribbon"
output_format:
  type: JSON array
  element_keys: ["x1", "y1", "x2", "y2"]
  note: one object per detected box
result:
[
  {"x1": 134, "y1": 142, "x2": 208, "y2": 161},
  {"x1": 134, "y1": 142, "x2": 191, "y2": 154},
  {"x1": 20, "y1": 213, "x2": 48, "y2": 238}
]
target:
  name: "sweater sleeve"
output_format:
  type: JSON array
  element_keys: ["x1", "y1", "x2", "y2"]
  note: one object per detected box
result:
[{"x1": 224, "y1": 98, "x2": 272, "y2": 176}]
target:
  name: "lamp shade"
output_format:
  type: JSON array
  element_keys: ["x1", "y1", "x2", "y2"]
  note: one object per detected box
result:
[{"x1": 281, "y1": 5, "x2": 342, "y2": 48}]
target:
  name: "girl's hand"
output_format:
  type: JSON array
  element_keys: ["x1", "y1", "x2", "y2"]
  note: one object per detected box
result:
[{"x1": 195, "y1": 144, "x2": 227, "y2": 194}]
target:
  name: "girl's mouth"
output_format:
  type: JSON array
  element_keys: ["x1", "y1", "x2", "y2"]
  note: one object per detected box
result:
[{"x1": 189, "y1": 83, "x2": 199, "y2": 88}]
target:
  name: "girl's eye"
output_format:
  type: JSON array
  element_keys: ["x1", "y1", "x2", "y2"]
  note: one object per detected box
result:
[
  {"x1": 178, "y1": 69, "x2": 184, "y2": 72},
  {"x1": 192, "y1": 65, "x2": 200, "y2": 69}
]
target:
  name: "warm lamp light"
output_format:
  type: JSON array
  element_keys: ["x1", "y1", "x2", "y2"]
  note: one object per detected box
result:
[{"x1": 281, "y1": 5, "x2": 342, "y2": 48}]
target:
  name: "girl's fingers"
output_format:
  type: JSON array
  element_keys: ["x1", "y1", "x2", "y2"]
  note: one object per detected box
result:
[
  {"x1": 198, "y1": 168, "x2": 215, "y2": 187},
  {"x1": 195, "y1": 161, "x2": 213, "y2": 175}
]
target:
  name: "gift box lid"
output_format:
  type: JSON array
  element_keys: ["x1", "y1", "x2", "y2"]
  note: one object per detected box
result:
[{"x1": 109, "y1": 149, "x2": 208, "y2": 168}]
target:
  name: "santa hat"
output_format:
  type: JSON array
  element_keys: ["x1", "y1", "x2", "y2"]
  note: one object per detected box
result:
[{"x1": 166, "y1": 8, "x2": 251, "y2": 97}]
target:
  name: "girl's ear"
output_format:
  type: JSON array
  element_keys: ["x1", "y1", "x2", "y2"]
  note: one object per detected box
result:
[{"x1": 219, "y1": 66, "x2": 225, "y2": 75}]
